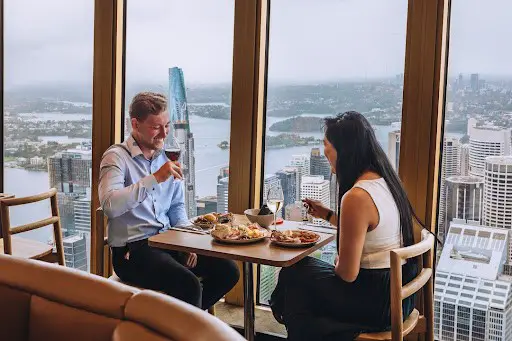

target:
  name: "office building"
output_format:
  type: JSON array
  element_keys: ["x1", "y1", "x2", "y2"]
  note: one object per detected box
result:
[
  {"x1": 169, "y1": 67, "x2": 197, "y2": 218},
  {"x1": 276, "y1": 168, "x2": 298, "y2": 214},
  {"x1": 470, "y1": 73, "x2": 480, "y2": 92},
  {"x1": 460, "y1": 144, "x2": 470, "y2": 176},
  {"x1": 301, "y1": 176, "x2": 330, "y2": 226},
  {"x1": 434, "y1": 223, "x2": 512, "y2": 341},
  {"x1": 468, "y1": 119, "x2": 511, "y2": 177},
  {"x1": 388, "y1": 130, "x2": 401, "y2": 171},
  {"x1": 217, "y1": 177, "x2": 229, "y2": 214},
  {"x1": 483, "y1": 156, "x2": 512, "y2": 273},
  {"x1": 290, "y1": 154, "x2": 310, "y2": 200},
  {"x1": 438, "y1": 137, "x2": 461, "y2": 240},
  {"x1": 259, "y1": 265, "x2": 280, "y2": 305},
  {"x1": 63, "y1": 234, "x2": 88, "y2": 271},
  {"x1": 310, "y1": 148, "x2": 331, "y2": 181},
  {"x1": 196, "y1": 196, "x2": 218, "y2": 216}
]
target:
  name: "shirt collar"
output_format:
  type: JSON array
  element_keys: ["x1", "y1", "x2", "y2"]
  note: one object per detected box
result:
[{"x1": 126, "y1": 135, "x2": 164, "y2": 160}]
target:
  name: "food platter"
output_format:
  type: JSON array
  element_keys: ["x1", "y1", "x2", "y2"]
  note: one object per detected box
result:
[
  {"x1": 270, "y1": 230, "x2": 320, "y2": 248},
  {"x1": 192, "y1": 212, "x2": 234, "y2": 229},
  {"x1": 210, "y1": 223, "x2": 268, "y2": 245}
]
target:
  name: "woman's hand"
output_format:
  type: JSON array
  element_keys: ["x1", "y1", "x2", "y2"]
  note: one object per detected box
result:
[{"x1": 302, "y1": 198, "x2": 330, "y2": 220}]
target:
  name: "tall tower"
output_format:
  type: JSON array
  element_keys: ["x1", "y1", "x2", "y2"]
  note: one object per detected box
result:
[
  {"x1": 483, "y1": 156, "x2": 512, "y2": 272},
  {"x1": 289, "y1": 155, "x2": 310, "y2": 201},
  {"x1": 468, "y1": 121, "x2": 511, "y2": 177},
  {"x1": 459, "y1": 144, "x2": 470, "y2": 176},
  {"x1": 442, "y1": 176, "x2": 484, "y2": 241},
  {"x1": 169, "y1": 67, "x2": 197, "y2": 218},
  {"x1": 438, "y1": 136, "x2": 461, "y2": 238},
  {"x1": 387, "y1": 130, "x2": 401, "y2": 171},
  {"x1": 310, "y1": 148, "x2": 331, "y2": 180},
  {"x1": 301, "y1": 176, "x2": 330, "y2": 226}
]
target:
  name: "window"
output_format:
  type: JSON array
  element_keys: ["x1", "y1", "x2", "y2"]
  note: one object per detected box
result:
[
  {"x1": 124, "y1": 1, "x2": 235, "y2": 218},
  {"x1": 434, "y1": 1, "x2": 512, "y2": 337},
  {"x1": 259, "y1": 0, "x2": 408, "y2": 304},
  {"x1": 3, "y1": 0, "x2": 94, "y2": 271}
]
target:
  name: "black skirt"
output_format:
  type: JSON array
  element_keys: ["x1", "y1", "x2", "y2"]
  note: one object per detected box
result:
[{"x1": 270, "y1": 256, "x2": 417, "y2": 341}]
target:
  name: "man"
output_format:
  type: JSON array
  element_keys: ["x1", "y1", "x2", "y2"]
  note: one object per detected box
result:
[{"x1": 99, "y1": 92, "x2": 239, "y2": 310}]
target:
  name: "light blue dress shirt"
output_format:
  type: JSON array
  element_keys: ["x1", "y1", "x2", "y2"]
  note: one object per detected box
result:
[{"x1": 99, "y1": 135, "x2": 189, "y2": 247}]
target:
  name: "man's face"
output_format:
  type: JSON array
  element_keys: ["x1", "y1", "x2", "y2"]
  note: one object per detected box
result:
[{"x1": 131, "y1": 111, "x2": 171, "y2": 151}]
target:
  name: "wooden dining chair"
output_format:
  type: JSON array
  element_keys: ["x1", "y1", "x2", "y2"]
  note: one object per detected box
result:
[
  {"x1": 95, "y1": 207, "x2": 217, "y2": 315},
  {"x1": 356, "y1": 229, "x2": 435, "y2": 341},
  {"x1": 0, "y1": 188, "x2": 65, "y2": 265}
]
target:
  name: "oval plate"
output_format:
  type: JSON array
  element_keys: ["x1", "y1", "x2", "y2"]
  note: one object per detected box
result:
[
  {"x1": 211, "y1": 235, "x2": 267, "y2": 244},
  {"x1": 271, "y1": 240, "x2": 318, "y2": 248}
]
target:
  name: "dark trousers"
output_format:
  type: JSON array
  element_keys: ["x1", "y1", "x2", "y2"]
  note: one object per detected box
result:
[
  {"x1": 270, "y1": 257, "x2": 417, "y2": 341},
  {"x1": 112, "y1": 239, "x2": 239, "y2": 310}
]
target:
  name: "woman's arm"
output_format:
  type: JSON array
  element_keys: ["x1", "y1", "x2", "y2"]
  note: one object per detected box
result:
[{"x1": 334, "y1": 188, "x2": 376, "y2": 282}]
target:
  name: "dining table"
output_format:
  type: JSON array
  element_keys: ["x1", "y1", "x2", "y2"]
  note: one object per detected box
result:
[{"x1": 148, "y1": 214, "x2": 336, "y2": 341}]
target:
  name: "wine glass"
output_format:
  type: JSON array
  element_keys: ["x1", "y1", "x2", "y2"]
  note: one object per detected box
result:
[
  {"x1": 266, "y1": 185, "x2": 284, "y2": 231},
  {"x1": 164, "y1": 136, "x2": 181, "y2": 162}
]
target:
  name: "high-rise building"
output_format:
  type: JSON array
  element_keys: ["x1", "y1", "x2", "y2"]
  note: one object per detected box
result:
[
  {"x1": 438, "y1": 137, "x2": 461, "y2": 239},
  {"x1": 196, "y1": 196, "x2": 218, "y2": 216},
  {"x1": 329, "y1": 173, "x2": 338, "y2": 212},
  {"x1": 276, "y1": 168, "x2": 297, "y2": 214},
  {"x1": 442, "y1": 176, "x2": 484, "y2": 241},
  {"x1": 259, "y1": 265, "x2": 280, "y2": 305},
  {"x1": 434, "y1": 223, "x2": 512, "y2": 341},
  {"x1": 468, "y1": 119, "x2": 511, "y2": 177},
  {"x1": 460, "y1": 144, "x2": 470, "y2": 176},
  {"x1": 63, "y1": 234, "x2": 88, "y2": 271},
  {"x1": 290, "y1": 154, "x2": 310, "y2": 199},
  {"x1": 470, "y1": 73, "x2": 480, "y2": 92},
  {"x1": 483, "y1": 156, "x2": 512, "y2": 272},
  {"x1": 301, "y1": 176, "x2": 330, "y2": 226},
  {"x1": 216, "y1": 177, "x2": 229, "y2": 214},
  {"x1": 169, "y1": 67, "x2": 197, "y2": 218},
  {"x1": 310, "y1": 148, "x2": 331, "y2": 181},
  {"x1": 387, "y1": 130, "x2": 401, "y2": 171}
]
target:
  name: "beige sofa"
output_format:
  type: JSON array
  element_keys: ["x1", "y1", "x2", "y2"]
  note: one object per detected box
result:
[{"x1": 0, "y1": 254, "x2": 245, "y2": 341}]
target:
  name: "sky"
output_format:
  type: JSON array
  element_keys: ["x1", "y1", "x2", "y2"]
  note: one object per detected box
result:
[{"x1": 3, "y1": 0, "x2": 512, "y2": 89}]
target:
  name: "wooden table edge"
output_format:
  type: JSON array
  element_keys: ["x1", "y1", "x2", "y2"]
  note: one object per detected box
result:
[{"x1": 148, "y1": 233, "x2": 335, "y2": 268}]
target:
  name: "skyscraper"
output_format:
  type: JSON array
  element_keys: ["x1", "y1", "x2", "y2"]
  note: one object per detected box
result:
[
  {"x1": 276, "y1": 168, "x2": 297, "y2": 213},
  {"x1": 259, "y1": 265, "x2": 280, "y2": 305},
  {"x1": 442, "y1": 176, "x2": 484, "y2": 241},
  {"x1": 301, "y1": 176, "x2": 330, "y2": 226},
  {"x1": 310, "y1": 148, "x2": 331, "y2": 181},
  {"x1": 470, "y1": 73, "x2": 480, "y2": 92},
  {"x1": 217, "y1": 177, "x2": 229, "y2": 214},
  {"x1": 483, "y1": 156, "x2": 512, "y2": 273},
  {"x1": 62, "y1": 234, "x2": 88, "y2": 271},
  {"x1": 387, "y1": 130, "x2": 401, "y2": 171},
  {"x1": 434, "y1": 223, "x2": 512, "y2": 341},
  {"x1": 468, "y1": 119, "x2": 511, "y2": 177},
  {"x1": 460, "y1": 144, "x2": 470, "y2": 176},
  {"x1": 169, "y1": 67, "x2": 197, "y2": 218},
  {"x1": 438, "y1": 137, "x2": 461, "y2": 239},
  {"x1": 290, "y1": 154, "x2": 311, "y2": 200}
]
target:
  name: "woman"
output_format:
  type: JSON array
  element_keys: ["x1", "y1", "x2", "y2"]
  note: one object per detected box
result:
[{"x1": 270, "y1": 111, "x2": 419, "y2": 340}]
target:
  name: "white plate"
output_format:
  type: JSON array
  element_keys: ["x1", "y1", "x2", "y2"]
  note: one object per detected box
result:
[
  {"x1": 271, "y1": 240, "x2": 318, "y2": 248},
  {"x1": 211, "y1": 235, "x2": 267, "y2": 244}
]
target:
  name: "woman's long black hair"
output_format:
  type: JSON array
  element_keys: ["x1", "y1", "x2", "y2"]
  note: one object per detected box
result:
[{"x1": 325, "y1": 111, "x2": 424, "y2": 250}]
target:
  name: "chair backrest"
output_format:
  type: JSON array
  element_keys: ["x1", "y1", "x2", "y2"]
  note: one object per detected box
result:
[
  {"x1": 390, "y1": 229, "x2": 434, "y2": 341},
  {"x1": 94, "y1": 207, "x2": 111, "y2": 277},
  {"x1": 0, "y1": 188, "x2": 65, "y2": 265}
]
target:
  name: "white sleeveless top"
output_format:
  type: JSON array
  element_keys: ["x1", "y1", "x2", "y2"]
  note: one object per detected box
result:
[{"x1": 349, "y1": 178, "x2": 404, "y2": 269}]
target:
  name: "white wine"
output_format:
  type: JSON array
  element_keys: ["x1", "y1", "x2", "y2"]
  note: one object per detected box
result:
[{"x1": 267, "y1": 199, "x2": 284, "y2": 213}]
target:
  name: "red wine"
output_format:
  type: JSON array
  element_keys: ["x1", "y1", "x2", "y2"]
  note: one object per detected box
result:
[{"x1": 165, "y1": 149, "x2": 181, "y2": 161}]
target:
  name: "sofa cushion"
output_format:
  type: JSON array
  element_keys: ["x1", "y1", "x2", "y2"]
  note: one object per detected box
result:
[
  {"x1": 0, "y1": 285, "x2": 31, "y2": 341},
  {"x1": 113, "y1": 321, "x2": 172, "y2": 341},
  {"x1": 0, "y1": 254, "x2": 137, "y2": 319},
  {"x1": 28, "y1": 295, "x2": 120, "y2": 341},
  {"x1": 124, "y1": 291, "x2": 244, "y2": 341}
]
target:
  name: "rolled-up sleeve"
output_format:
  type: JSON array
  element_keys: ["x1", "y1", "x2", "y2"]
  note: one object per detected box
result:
[
  {"x1": 99, "y1": 149, "x2": 158, "y2": 219},
  {"x1": 167, "y1": 181, "x2": 190, "y2": 227}
]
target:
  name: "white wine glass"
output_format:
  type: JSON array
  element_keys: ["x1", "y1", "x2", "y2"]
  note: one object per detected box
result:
[{"x1": 266, "y1": 185, "x2": 284, "y2": 231}]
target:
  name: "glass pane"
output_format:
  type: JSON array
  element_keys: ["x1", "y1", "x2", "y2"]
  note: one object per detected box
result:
[
  {"x1": 435, "y1": 1, "x2": 512, "y2": 339},
  {"x1": 260, "y1": 0, "x2": 408, "y2": 305},
  {"x1": 3, "y1": 0, "x2": 94, "y2": 272},
  {"x1": 124, "y1": 1, "x2": 234, "y2": 218}
]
